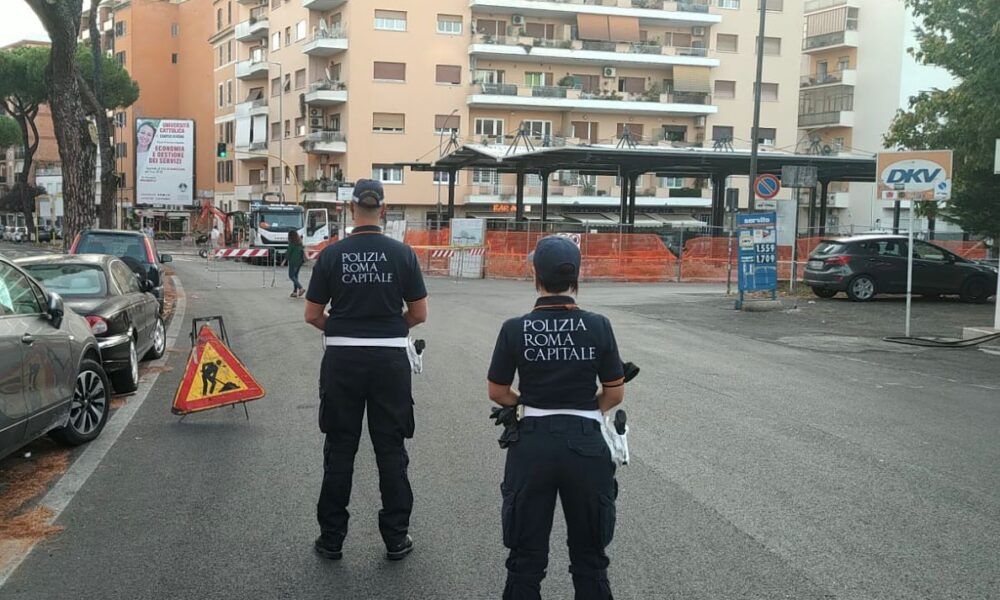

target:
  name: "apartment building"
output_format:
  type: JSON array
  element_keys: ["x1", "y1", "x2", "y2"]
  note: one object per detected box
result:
[
  {"x1": 797, "y1": 0, "x2": 956, "y2": 235},
  {"x1": 209, "y1": 0, "x2": 804, "y2": 225}
]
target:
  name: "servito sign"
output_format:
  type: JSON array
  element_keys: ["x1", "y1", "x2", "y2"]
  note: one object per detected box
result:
[{"x1": 877, "y1": 150, "x2": 953, "y2": 202}]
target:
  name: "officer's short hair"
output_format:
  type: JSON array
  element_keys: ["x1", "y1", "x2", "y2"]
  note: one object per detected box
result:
[{"x1": 536, "y1": 264, "x2": 578, "y2": 294}]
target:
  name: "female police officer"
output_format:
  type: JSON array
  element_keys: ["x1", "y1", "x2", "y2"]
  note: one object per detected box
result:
[{"x1": 487, "y1": 236, "x2": 625, "y2": 600}]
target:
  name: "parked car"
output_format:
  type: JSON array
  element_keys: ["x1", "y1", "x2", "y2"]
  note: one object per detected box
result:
[
  {"x1": 68, "y1": 229, "x2": 173, "y2": 309},
  {"x1": 11, "y1": 227, "x2": 27, "y2": 243},
  {"x1": 804, "y1": 235, "x2": 999, "y2": 303},
  {"x1": 37, "y1": 228, "x2": 52, "y2": 243},
  {"x1": 0, "y1": 256, "x2": 112, "y2": 462},
  {"x1": 16, "y1": 254, "x2": 167, "y2": 394},
  {"x1": 1, "y1": 226, "x2": 12, "y2": 241}
]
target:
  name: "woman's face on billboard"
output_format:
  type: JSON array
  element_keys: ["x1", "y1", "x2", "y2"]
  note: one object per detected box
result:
[{"x1": 137, "y1": 124, "x2": 156, "y2": 151}]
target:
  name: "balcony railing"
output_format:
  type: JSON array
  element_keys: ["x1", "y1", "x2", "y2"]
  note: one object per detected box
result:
[
  {"x1": 312, "y1": 26, "x2": 347, "y2": 41},
  {"x1": 804, "y1": 0, "x2": 849, "y2": 12},
  {"x1": 305, "y1": 130, "x2": 346, "y2": 143},
  {"x1": 675, "y1": 0, "x2": 710, "y2": 12},
  {"x1": 803, "y1": 29, "x2": 856, "y2": 50},
  {"x1": 506, "y1": 0, "x2": 714, "y2": 15},
  {"x1": 474, "y1": 34, "x2": 709, "y2": 58},
  {"x1": 309, "y1": 80, "x2": 347, "y2": 92},
  {"x1": 798, "y1": 111, "x2": 850, "y2": 127},
  {"x1": 473, "y1": 83, "x2": 712, "y2": 106},
  {"x1": 800, "y1": 70, "x2": 850, "y2": 88},
  {"x1": 248, "y1": 141, "x2": 268, "y2": 152}
]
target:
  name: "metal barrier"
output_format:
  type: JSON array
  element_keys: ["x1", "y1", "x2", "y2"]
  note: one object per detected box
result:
[{"x1": 205, "y1": 246, "x2": 279, "y2": 289}]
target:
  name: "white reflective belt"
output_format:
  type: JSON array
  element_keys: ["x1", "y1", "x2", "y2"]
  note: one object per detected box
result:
[
  {"x1": 324, "y1": 336, "x2": 408, "y2": 348},
  {"x1": 522, "y1": 406, "x2": 603, "y2": 423}
]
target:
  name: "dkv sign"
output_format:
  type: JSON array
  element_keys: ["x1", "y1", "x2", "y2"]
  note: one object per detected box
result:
[{"x1": 877, "y1": 150, "x2": 953, "y2": 202}]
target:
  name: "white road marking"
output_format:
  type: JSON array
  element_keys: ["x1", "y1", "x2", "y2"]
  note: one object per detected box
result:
[{"x1": 0, "y1": 277, "x2": 187, "y2": 588}]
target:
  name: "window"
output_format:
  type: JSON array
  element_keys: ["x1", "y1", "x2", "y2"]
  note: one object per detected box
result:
[
  {"x1": 171, "y1": 23, "x2": 179, "y2": 37},
  {"x1": 271, "y1": 166, "x2": 281, "y2": 184},
  {"x1": 375, "y1": 10, "x2": 406, "y2": 31},
  {"x1": 295, "y1": 165, "x2": 306, "y2": 185},
  {"x1": 472, "y1": 169, "x2": 497, "y2": 184},
  {"x1": 115, "y1": 21, "x2": 126, "y2": 36},
  {"x1": 372, "y1": 112, "x2": 405, "y2": 132},
  {"x1": 115, "y1": 51, "x2": 126, "y2": 66},
  {"x1": 271, "y1": 32, "x2": 281, "y2": 50},
  {"x1": 717, "y1": 33, "x2": 738, "y2": 52},
  {"x1": 525, "y1": 72, "x2": 546, "y2": 87},
  {"x1": 716, "y1": 0, "x2": 740, "y2": 8},
  {"x1": 218, "y1": 83, "x2": 224, "y2": 107},
  {"x1": 437, "y1": 14, "x2": 462, "y2": 35},
  {"x1": 434, "y1": 114, "x2": 460, "y2": 135},
  {"x1": 617, "y1": 77, "x2": 645, "y2": 94},
  {"x1": 373, "y1": 61, "x2": 406, "y2": 81},
  {"x1": 217, "y1": 8, "x2": 223, "y2": 30},
  {"x1": 372, "y1": 164, "x2": 404, "y2": 183},
  {"x1": 283, "y1": 73, "x2": 291, "y2": 92},
  {"x1": 284, "y1": 166, "x2": 291, "y2": 185},
  {"x1": 474, "y1": 19, "x2": 506, "y2": 37},
  {"x1": 226, "y1": 41, "x2": 232, "y2": 63},
  {"x1": 660, "y1": 177, "x2": 684, "y2": 189},
  {"x1": 714, "y1": 80, "x2": 736, "y2": 99},
  {"x1": 522, "y1": 120, "x2": 552, "y2": 139},
  {"x1": 712, "y1": 125, "x2": 734, "y2": 141},
  {"x1": 436, "y1": 65, "x2": 462, "y2": 85},
  {"x1": 294, "y1": 68, "x2": 306, "y2": 89},
  {"x1": 295, "y1": 20, "x2": 306, "y2": 41},
  {"x1": 171, "y1": 53, "x2": 178, "y2": 64},
  {"x1": 284, "y1": 119, "x2": 291, "y2": 138},
  {"x1": 661, "y1": 125, "x2": 687, "y2": 142},
  {"x1": 227, "y1": 1, "x2": 232, "y2": 24},
  {"x1": 215, "y1": 160, "x2": 233, "y2": 184},
  {"x1": 115, "y1": 142, "x2": 128, "y2": 158},
  {"x1": 838, "y1": 56, "x2": 850, "y2": 71},
  {"x1": 753, "y1": 127, "x2": 776, "y2": 145},
  {"x1": 270, "y1": 77, "x2": 280, "y2": 97},
  {"x1": 473, "y1": 69, "x2": 504, "y2": 84},
  {"x1": 572, "y1": 121, "x2": 599, "y2": 143},
  {"x1": 758, "y1": 36, "x2": 781, "y2": 55},
  {"x1": 295, "y1": 117, "x2": 305, "y2": 136},
  {"x1": 433, "y1": 171, "x2": 458, "y2": 185},
  {"x1": 284, "y1": 26, "x2": 291, "y2": 46},
  {"x1": 114, "y1": 112, "x2": 126, "y2": 128},
  {"x1": 226, "y1": 80, "x2": 233, "y2": 105},
  {"x1": 523, "y1": 22, "x2": 556, "y2": 40},
  {"x1": 0, "y1": 262, "x2": 43, "y2": 316},
  {"x1": 475, "y1": 118, "x2": 504, "y2": 138},
  {"x1": 757, "y1": 82, "x2": 779, "y2": 102},
  {"x1": 914, "y1": 241, "x2": 948, "y2": 262},
  {"x1": 271, "y1": 122, "x2": 281, "y2": 141},
  {"x1": 616, "y1": 123, "x2": 644, "y2": 140}
]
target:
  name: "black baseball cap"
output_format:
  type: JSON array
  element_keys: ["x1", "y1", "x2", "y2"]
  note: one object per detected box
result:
[
  {"x1": 352, "y1": 179, "x2": 385, "y2": 207},
  {"x1": 532, "y1": 236, "x2": 581, "y2": 281}
]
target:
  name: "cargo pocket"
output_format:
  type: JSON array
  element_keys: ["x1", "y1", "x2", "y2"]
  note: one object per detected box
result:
[
  {"x1": 501, "y1": 482, "x2": 518, "y2": 549},
  {"x1": 403, "y1": 395, "x2": 416, "y2": 439},
  {"x1": 598, "y1": 492, "x2": 616, "y2": 548}
]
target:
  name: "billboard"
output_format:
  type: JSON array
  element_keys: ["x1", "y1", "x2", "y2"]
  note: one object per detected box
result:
[
  {"x1": 136, "y1": 118, "x2": 195, "y2": 206},
  {"x1": 876, "y1": 150, "x2": 952, "y2": 202}
]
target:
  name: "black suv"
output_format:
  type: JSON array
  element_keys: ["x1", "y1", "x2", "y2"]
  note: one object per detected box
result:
[
  {"x1": 804, "y1": 235, "x2": 998, "y2": 303},
  {"x1": 69, "y1": 229, "x2": 173, "y2": 309}
]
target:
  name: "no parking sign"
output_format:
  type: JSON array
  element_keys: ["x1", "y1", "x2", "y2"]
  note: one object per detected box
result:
[{"x1": 754, "y1": 174, "x2": 781, "y2": 200}]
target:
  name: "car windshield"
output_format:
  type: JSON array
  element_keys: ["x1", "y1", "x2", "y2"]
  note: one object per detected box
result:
[
  {"x1": 78, "y1": 233, "x2": 150, "y2": 264},
  {"x1": 23, "y1": 263, "x2": 108, "y2": 298},
  {"x1": 259, "y1": 212, "x2": 303, "y2": 232},
  {"x1": 812, "y1": 242, "x2": 846, "y2": 256}
]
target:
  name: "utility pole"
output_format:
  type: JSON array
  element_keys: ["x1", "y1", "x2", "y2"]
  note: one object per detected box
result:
[{"x1": 747, "y1": 0, "x2": 768, "y2": 213}]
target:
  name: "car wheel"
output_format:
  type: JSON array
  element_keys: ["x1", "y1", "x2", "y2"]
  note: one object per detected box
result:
[
  {"x1": 109, "y1": 340, "x2": 140, "y2": 394},
  {"x1": 812, "y1": 287, "x2": 838, "y2": 299},
  {"x1": 145, "y1": 317, "x2": 167, "y2": 360},
  {"x1": 847, "y1": 275, "x2": 877, "y2": 302},
  {"x1": 51, "y1": 359, "x2": 111, "y2": 446},
  {"x1": 960, "y1": 277, "x2": 990, "y2": 304}
]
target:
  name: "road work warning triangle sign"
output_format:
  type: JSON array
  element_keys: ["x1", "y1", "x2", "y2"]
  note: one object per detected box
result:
[{"x1": 172, "y1": 325, "x2": 265, "y2": 415}]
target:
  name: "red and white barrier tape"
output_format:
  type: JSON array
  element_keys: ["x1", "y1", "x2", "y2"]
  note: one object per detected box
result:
[
  {"x1": 213, "y1": 248, "x2": 271, "y2": 259},
  {"x1": 431, "y1": 247, "x2": 487, "y2": 258}
]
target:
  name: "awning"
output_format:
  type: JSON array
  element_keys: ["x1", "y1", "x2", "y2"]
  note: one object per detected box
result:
[
  {"x1": 633, "y1": 214, "x2": 665, "y2": 227},
  {"x1": 565, "y1": 213, "x2": 619, "y2": 225},
  {"x1": 466, "y1": 211, "x2": 514, "y2": 220},
  {"x1": 576, "y1": 14, "x2": 608, "y2": 41},
  {"x1": 608, "y1": 16, "x2": 640, "y2": 43},
  {"x1": 672, "y1": 66, "x2": 711, "y2": 94},
  {"x1": 655, "y1": 214, "x2": 708, "y2": 228}
]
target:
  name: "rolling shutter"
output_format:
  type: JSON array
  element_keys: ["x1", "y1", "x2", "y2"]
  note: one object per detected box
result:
[
  {"x1": 576, "y1": 14, "x2": 609, "y2": 41},
  {"x1": 672, "y1": 66, "x2": 711, "y2": 93}
]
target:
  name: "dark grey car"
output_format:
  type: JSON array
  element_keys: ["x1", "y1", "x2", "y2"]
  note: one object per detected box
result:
[
  {"x1": 803, "y1": 235, "x2": 999, "y2": 302},
  {"x1": 0, "y1": 256, "x2": 112, "y2": 462}
]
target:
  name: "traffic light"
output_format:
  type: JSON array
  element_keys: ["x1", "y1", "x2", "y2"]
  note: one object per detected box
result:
[{"x1": 217, "y1": 142, "x2": 228, "y2": 158}]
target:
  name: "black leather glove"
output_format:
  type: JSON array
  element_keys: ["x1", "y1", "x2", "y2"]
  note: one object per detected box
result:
[
  {"x1": 490, "y1": 406, "x2": 520, "y2": 449},
  {"x1": 623, "y1": 361, "x2": 640, "y2": 383}
]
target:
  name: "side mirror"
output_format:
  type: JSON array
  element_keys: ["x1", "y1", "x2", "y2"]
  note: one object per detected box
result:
[
  {"x1": 47, "y1": 292, "x2": 65, "y2": 329},
  {"x1": 136, "y1": 273, "x2": 153, "y2": 292},
  {"x1": 159, "y1": 253, "x2": 173, "y2": 264}
]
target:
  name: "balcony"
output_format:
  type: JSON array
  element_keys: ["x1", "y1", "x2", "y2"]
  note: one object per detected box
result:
[
  {"x1": 302, "y1": 0, "x2": 348, "y2": 10},
  {"x1": 469, "y1": 0, "x2": 721, "y2": 26},
  {"x1": 236, "y1": 141, "x2": 269, "y2": 159},
  {"x1": 804, "y1": 0, "x2": 860, "y2": 14},
  {"x1": 236, "y1": 58, "x2": 270, "y2": 80},
  {"x1": 465, "y1": 183, "x2": 711, "y2": 209},
  {"x1": 800, "y1": 69, "x2": 856, "y2": 89},
  {"x1": 468, "y1": 83, "x2": 716, "y2": 116},
  {"x1": 301, "y1": 130, "x2": 347, "y2": 154},
  {"x1": 803, "y1": 29, "x2": 859, "y2": 52},
  {"x1": 237, "y1": 98, "x2": 269, "y2": 116},
  {"x1": 798, "y1": 110, "x2": 855, "y2": 129},
  {"x1": 235, "y1": 184, "x2": 266, "y2": 201},
  {"x1": 102, "y1": 19, "x2": 113, "y2": 32},
  {"x1": 302, "y1": 29, "x2": 349, "y2": 57},
  {"x1": 304, "y1": 81, "x2": 348, "y2": 106},
  {"x1": 469, "y1": 34, "x2": 716, "y2": 68},
  {"x1": 235, "y1": 13, "x2": 269, "y2": 42}
]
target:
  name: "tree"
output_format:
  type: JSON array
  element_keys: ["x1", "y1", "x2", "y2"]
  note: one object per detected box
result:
[
  {"x1": 884, "y1": 0, "x2": 1000, "y2": 244},
  {"x1": 0, "y1": 116, "x2": 21, "y2": 149},
  {"x1": 0, "y1": 44, "x2": 48, "y2": 237},
  {"x1": 24, "y1": 0, "x2": 96, "y2": 248},
  {"x1": 0, "y1": 183, "x2": 45, "y2": 219}
]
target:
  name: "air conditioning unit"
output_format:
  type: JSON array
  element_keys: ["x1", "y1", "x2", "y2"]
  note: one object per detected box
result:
[
  {"x1": 602, "y1": 66, "x2": 616, "y2": 78},
  {"x1": 310, "y1": 117, "x2": 323, "y2": 128},
  {"x1": 511, "y1": 14, "x2": 525, "y2": 26},
  {"x1": 309, "y1": 108, "x2": 320, "y2": 117},
  {"x1": 692, "y1": 26, "x2": 706, "y2": 37},
  {"x1": 694, "y1": 116, "x2": 706, "y2": 128}
]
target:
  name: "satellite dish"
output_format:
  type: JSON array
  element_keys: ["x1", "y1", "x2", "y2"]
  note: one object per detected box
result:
[{"x1": 822, "y1": 144, "x2": 833, "y2": 156}]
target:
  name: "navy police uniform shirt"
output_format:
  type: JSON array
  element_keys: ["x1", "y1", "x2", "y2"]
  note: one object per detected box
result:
[
  {"x1": 306, "y1": 225, "x2": 427, "y2": 338},
  {"x1": 488, "y1": 296, "x2": 624, "y2": 411}
]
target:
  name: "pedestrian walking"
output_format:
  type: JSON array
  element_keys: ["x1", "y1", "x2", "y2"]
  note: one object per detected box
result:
[
  {"x1": 287, "y1": 230, "x2": 305, "y2": 298},
  {"x1": 304, "y1": 179, "x2": 428, "y2": 562},
  {"x1": 210, "y1": 224, "x2": 222, "y2": 249},
  {"x1": 488, "y1": 236, "x2": 626, "y2": 600}
]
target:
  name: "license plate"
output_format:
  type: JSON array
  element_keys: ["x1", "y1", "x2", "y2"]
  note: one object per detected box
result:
[{"x1": 808, "y1": 260, "x2": 824, "y2": 270}]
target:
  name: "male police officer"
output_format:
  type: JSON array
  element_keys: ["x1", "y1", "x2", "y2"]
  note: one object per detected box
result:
[{"x1": 304, "y1": 179, "x2": 428, "y2": 561}]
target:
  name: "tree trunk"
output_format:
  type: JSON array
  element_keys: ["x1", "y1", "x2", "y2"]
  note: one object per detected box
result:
[
  {"x1": 88, "y1": 0, "x2": 117, "y2": 229},
  {"x1": 15, "y1": 116, "x2": 36, "y2": 239},
  {"x1": 26, "y1": 0, "x2": 97, "y2": 249}
]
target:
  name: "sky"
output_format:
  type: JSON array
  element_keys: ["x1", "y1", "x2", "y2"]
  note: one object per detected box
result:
[{"x1": 0, "y1": 2, "x2": 51, "y2": 48}]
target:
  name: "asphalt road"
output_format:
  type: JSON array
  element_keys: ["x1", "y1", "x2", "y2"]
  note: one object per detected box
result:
[{"x1": 2, "y1": 251, "x2": 999, "y2": 599}]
